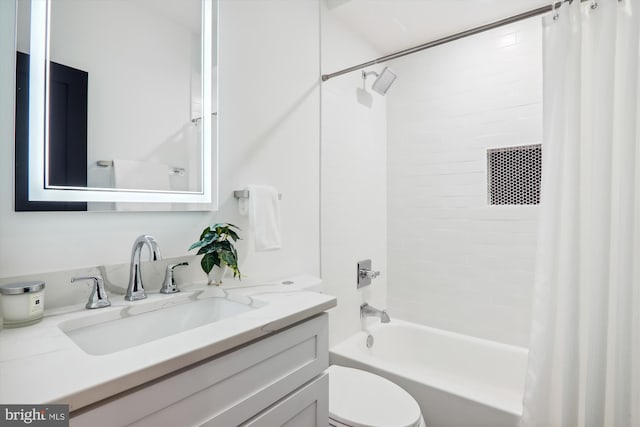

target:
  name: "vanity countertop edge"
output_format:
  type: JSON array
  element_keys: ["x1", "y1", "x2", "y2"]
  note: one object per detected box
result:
[{"x1": 0, "y1": 282, "x2": 337, "y2": 412}]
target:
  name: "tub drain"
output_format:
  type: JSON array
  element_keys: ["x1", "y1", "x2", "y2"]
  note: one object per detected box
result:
[{"x1": 366, "y1": 334, "x2": 374, "y2": 348}]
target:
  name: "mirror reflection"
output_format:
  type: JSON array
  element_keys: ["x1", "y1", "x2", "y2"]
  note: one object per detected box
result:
[{"x1": 15, "y1": 0, "x2": 217, "y2": 208}]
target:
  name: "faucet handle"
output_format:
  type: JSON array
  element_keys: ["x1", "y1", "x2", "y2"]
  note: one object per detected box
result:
[
  {"x1": 71, "y1": 275, "x2": 111, "y2": 309},
  {"x1": 359, "y1": 269, "x2": 381, "y2": 280},
  {"x1": 357, "y1": 259, "x2": 380, "y2": 288},
  {"x1": 160, "y1": 262, "x2": 189, "y2": 294}
]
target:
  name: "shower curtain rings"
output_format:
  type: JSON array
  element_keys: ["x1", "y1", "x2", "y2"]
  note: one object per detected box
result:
[{"x1": 552, "y1": 0, "x2": 560, "y2": 20}]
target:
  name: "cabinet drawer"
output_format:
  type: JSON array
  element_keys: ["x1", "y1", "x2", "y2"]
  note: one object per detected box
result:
[
  {"x1": 71, "y1": 313, "x2": 328, "y2": 427},
  {"x1": 239, "y1": 374, "x2": 328, "y2": 427}
]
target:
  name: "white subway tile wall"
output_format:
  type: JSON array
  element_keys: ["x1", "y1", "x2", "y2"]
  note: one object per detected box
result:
[{"x1": 387, "y1": 18, "x2": 542, "y2": 346}]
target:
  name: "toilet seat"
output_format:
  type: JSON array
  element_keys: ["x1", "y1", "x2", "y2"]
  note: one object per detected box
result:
[{"x1": 328, "y1": 365, "x2": 423, "y2": 427}]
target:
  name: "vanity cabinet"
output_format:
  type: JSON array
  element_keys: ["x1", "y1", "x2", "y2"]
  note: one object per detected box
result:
[{"x1": 70, "y1": 313, "x2": 329, "y2": 427}]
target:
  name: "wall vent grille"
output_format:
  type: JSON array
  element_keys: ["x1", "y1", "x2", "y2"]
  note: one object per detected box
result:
[{"x1": 487, "y1": 144, "x2": 541, "y2": 205}]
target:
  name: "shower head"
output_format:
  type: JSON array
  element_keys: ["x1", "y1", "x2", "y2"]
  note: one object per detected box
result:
[
  {"x1": 372, "y1": 67, "x2": 397, "y2": 95},
  {"x1": 362, "y1": 66, "x2": 397, "y2": 95}
]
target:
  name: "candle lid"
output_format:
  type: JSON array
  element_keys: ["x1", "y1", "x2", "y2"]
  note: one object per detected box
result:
[{"x1": 0, "y1": 281, "x2": 45, "y2": 295}]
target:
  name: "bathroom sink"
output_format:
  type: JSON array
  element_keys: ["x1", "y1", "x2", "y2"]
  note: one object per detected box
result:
[{"x1": 59, "y1": 297, "x2": 258, "y2": 356}]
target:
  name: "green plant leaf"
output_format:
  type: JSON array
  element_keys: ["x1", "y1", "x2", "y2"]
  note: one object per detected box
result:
[
  {"x1": 188, "y1": 240, "x2": 206, "y2": 251},
  {"x1": 196, "y1": 246, "x2": 210, "y2": 256},
  {"x1": 219, "y1": 250, "x2": 236, "y2": 267},
  {"x1": 215, "y1": 222, "x2": 238, "y2": 230},
  {"x1": 226, "y1": 228, "x2": 241, "y2": 241},
  {"x1": 202, "y1": 232, "x2": 218, "y2": 242},
  {"x1": 202, "y1": 241, "x2": 224, "y2": 251},
  {"x1": 218, "y1": 240, "x2": 233, "y2": 252},
  {"x1": 201, "y1": 252, "x2": 220, "y2": 274},
  {"x1": 191, "y1": 223, "x2": 242, "y2": 279},
  {"x1": 199, "y1": 226, "x2": 212, "y2": 240}
]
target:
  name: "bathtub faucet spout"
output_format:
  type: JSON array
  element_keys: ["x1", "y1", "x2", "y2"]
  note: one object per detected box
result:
[{"x1": 360, "y1": 303, "x2": 391, "y2": 323}]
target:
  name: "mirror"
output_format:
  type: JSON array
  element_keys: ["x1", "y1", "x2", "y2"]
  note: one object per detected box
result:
[{"x1": 15, "y1": 0, "x2": 217, "y2": 207}]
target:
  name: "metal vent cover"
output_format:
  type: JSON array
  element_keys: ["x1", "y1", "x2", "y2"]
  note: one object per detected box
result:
[{"x1": 487, "y1": 144, "x2": 541, "y2": 205}]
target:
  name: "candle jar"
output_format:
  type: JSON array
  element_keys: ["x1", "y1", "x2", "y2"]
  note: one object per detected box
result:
[{"x1": 0, "y1": 281, "x2": 45, "y2": 328}]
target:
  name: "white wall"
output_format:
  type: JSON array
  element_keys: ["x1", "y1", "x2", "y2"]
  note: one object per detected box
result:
[
  {"x1": 321, "y1": 1, "x2": 388, "y2": 346},
  {"x1": 386, "y1": 18, "x2": 542, "y2": 346},
  {"x1": 0, "y1": 1, "x2": 320, "y2": 286}
]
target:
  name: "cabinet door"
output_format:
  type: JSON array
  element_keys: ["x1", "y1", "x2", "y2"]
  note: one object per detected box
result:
[{"x1": 240, "y1": 373, "x2": 328, "y2": 427}]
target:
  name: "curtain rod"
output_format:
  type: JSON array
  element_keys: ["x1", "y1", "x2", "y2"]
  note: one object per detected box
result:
[{"x1": 321, "y1": 2, "x2": 567, "y2": 82}]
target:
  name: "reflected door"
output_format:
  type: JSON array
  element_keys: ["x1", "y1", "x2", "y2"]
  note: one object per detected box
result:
[{"x1": 15, "y1": 51, "x2": 88, "y2": 211}]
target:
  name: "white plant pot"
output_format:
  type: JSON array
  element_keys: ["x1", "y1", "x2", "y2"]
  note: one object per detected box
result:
[{"x1": 207, "y1": 264, "x2": 228, "y2": 286}]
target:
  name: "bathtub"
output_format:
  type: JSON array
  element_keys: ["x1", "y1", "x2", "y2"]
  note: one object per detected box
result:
[{"x1": 329, "y1": 320, "x2": 528, "y2": 427}]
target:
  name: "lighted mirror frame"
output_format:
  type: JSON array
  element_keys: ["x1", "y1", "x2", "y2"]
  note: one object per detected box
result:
[{"x1": 27, "y1": 0, "x2": 217, "y2": 204}]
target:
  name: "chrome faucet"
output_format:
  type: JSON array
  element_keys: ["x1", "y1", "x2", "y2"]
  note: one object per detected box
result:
[
  {"x1": 71, "y1": 275, "x2": 111, "y2": 309},
  {"x1": 126, "y1": 235, "x2": 162, "y2": 301},
  {"x1": 160, "y1": 262, "x2": 189, "y2": 294},
  {"x1": 360, "y1": 303, "x2": 391, "y2": 323}
]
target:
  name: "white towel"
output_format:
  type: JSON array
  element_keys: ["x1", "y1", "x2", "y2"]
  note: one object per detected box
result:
[
  {"x1": 112, "y1": 159, "x2": 171, "y2": 211},
  {"x1": 247, "y1": 185, "x2": 282, "y2": 251}
]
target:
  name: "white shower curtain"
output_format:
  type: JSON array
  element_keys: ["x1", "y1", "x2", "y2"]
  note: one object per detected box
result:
[{"x1": 520, "y1": 1, "x2": 640, "y2": 426}]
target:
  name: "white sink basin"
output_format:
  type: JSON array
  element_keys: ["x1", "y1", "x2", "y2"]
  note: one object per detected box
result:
[{"x1": 59, "y1": 297, "x2": 258, "y2": 355}]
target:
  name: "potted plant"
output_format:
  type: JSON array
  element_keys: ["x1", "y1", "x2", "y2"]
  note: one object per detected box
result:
[{"x1": 189, "y1": 223, "x2": 241, "y2": 285}]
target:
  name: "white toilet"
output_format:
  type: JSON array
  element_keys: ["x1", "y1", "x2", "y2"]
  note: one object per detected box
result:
[{"x1": 328, "y1": 365, "x2": 426, "y2": 427}]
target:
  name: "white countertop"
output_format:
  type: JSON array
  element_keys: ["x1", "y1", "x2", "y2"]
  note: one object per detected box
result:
[{"x1": 0, "y1": 275, "x2": 336, "y2": 412}]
